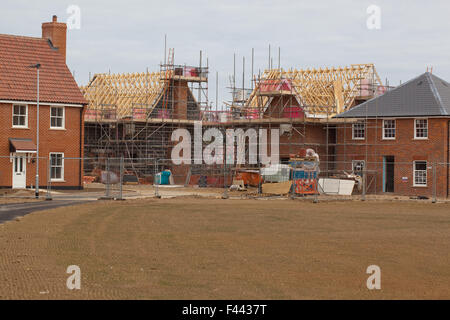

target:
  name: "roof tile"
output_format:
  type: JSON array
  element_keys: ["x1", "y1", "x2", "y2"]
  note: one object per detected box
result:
[
  {"x1": 335, "y1": 72, "x2": 450, "y2": 118},
  {"x1": 0, "y1": 34, "x2": 87, "y2": 105}
]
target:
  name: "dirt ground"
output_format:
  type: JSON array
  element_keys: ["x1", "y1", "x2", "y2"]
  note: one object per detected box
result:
[
  {"x1": 0, "y1": 189, "x2": 43, "y2": 204},
  {"x1": 0, "y1": 198, "x2": 449, "y2": 300},
  {"x1": 0, "y1": 198, "x2": 41, "y2": 204}
]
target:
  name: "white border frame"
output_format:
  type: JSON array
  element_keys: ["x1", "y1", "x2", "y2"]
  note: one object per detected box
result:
[
  {"x1": 382, "y1": 119, "x2": 396, "y2": 140},
  {"x1": 352, "y1": 121, "x2": 366, "y2": 140},
  {"x1": 413, "y1": 160, "x2": 427, "y2": 187},
  {"x1": 49, "y1": 152, "x2": 65, "y2": 182},
  {"x1": 0, "y1": 100, "x2": 83, "y2": 108},
  {"x1": 50, "y1": 106, "x2": 66, "y2": 130},
  {"x1": 12, "y1": 104, "x2": 28, "y2": 129},
  {"x1": 414, "y1": 118, "x2": 428, "y2": 140},
  {"x1": 11, "y1": 152, "x2": 27, "y2": 189}
]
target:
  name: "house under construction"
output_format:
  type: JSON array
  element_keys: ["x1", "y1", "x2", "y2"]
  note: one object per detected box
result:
[
  {"x1": 82, "y1": 50, "x2": 211, "y2": 182},
  {"x1": 81, "y1": 51, "x2": 388, "y2": 186},
  {"x1": 231, "y1": 64, "x2": 387, "y2": 170}
]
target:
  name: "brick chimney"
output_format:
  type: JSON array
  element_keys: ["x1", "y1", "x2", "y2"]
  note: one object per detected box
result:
[{"x1": 42, "y1": 15, "x2": 67, "y2": 61}]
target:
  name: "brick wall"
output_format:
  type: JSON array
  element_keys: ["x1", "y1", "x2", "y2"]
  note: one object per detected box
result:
[
  {"x1": 173, "y1": 80, "x2": 188, "y2": 119},
  {"x1": 0, "y1": 102, "x2": 84, "y2": 189},
  {"x1": 42, "y1": 16, "x2": 67, "y2": 61},
  {"x1": 264, "y1": 96, "x2": 304, "y2": 119},
  {"x1": 335, "y1": 118, "x2": 450, "y2": 197},
  {"x1": 278, "y1": 123, "x2": 327, "y2": 159}
]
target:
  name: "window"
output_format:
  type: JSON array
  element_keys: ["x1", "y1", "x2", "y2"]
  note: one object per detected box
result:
[
  {"x1": 413, "y1": 161, "x2": 427, "y2": 187},
  {"x1": 50, "y1": 153, "x2": 64, "y2": 181},
  {"x1": 383, "y1": 119, "x2": 396, "y2": 139},
  {"x1": 352, "y1": 160, "x2": 365, "y2": 176},
  {"x1": 414, "y1": 119, "x2": 428, "y2": 139},
  {"x1": 352, "y1": 121, "x2": 365, "y2": 140},
  {"x1": 12, "y1": 105, "x2": 28, "y2": 127},
  {"x1": 50, "y1": 106, "x2": 65, "y2": 129}
]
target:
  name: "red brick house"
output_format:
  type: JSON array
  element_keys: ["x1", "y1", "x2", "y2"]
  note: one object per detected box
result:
[
  {"x1": 0, "y1": 16, "x2": 87, "y2": 190},
  {"x1": 335, "y1": 72, "x2": 450, "y2": 198}
]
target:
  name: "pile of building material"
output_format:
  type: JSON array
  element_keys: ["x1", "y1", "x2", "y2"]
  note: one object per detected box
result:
[
  {"x1": 289, "y1": 150, "x2": 319, "y2": 195},
  {"x1": 261, "y1": 164, "x2": 291, "y2": 182},
  {"x1": 262, "y1": 181, "x2": 293, "y2": 195},
  {"x1": 260, "y1": 164, "x2": 292, "y2": 195},
  {"x1": 234, "y1": 170, "x2": 261, "y2": 187},
  {"x1": 84, "y1": 168, "x2": 120, "y2": 185},
  {"x1": 259, "y1": 149, "x2": 320, "y2": 196}
]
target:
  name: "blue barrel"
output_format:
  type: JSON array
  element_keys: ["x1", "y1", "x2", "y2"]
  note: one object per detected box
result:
[
  {"x1": 160, "y1": 171, "x2": 171, "y2": 185},
  {"x1": 155, "y1": 171, "x2": 171, "y2": 185}
]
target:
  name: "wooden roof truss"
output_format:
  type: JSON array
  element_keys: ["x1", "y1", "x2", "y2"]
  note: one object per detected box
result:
[
  {"x1": 246, "y1": 64, "x2": 383, "y2": 117},
  {"x1": 81, "y1": 71, "x2": 171, "y2": 119}
]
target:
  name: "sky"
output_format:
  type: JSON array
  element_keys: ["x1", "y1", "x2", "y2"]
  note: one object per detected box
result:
[{"x1": 2, "y1": 0, "x2": 450, "y2": 108}]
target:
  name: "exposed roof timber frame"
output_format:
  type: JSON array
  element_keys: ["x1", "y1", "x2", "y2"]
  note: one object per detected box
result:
[{"x1": 246, "y1": 64, "x2": 383, "y2": 118}]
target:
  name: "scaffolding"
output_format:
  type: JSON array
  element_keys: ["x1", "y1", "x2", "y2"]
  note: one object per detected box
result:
[
  {"x1": 220, "y1": 64, "x2": 389, "y2": 171},
  {"x1": 81, "y1": 50, "x2": 209, "y2": 181},
  {"x1": 81, "y1": 52, "x2": 399, "y2": 194}
]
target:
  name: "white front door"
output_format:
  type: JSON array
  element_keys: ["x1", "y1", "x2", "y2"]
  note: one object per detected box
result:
[{"x1": 12, "y1": 153, "x2": 26, "y2": 189}]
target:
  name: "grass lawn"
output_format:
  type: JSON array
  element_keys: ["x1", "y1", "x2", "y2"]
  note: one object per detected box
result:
[{"x1": 0, "y1": 198, "x2": 449, "y2": 299}]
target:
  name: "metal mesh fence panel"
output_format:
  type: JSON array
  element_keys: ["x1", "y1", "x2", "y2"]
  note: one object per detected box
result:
[
  {"x1": 0, "y1": 155, "x2": 448, "y2": 202},
  {"x1": 0, "y1": 155, "x2": 50, "y2": 199},
  {"x1": 436, "y1": 163, "x2": 450, "y2": 201}
]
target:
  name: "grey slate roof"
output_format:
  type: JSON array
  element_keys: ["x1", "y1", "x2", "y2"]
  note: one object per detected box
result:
[{"x1": 335, "y1": 72, "x2": 450, "y2": 118}]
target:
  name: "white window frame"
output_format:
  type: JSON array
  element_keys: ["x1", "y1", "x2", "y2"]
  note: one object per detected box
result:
[
  {"x1": 414, "y1": 118, "x2": 428, "y2": 140},
  {"x1": 382, "y1": 119, "x2": 396, "y2": 140},
  {"x1": 413, "y1": 160, "x2": 427, "y2": 187},
  {"x1": 49, "y1": 152, "x2": 64, "y2": 182},
  {"x1": 50, "y1": 106, "x2": 65, "y2": 129},
  {"x1": 352, "y1": 121, "x2": 366, "y2": 140},
  {"x1": 12, "y1": 104, "x2": 28, "y2": 128}
]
